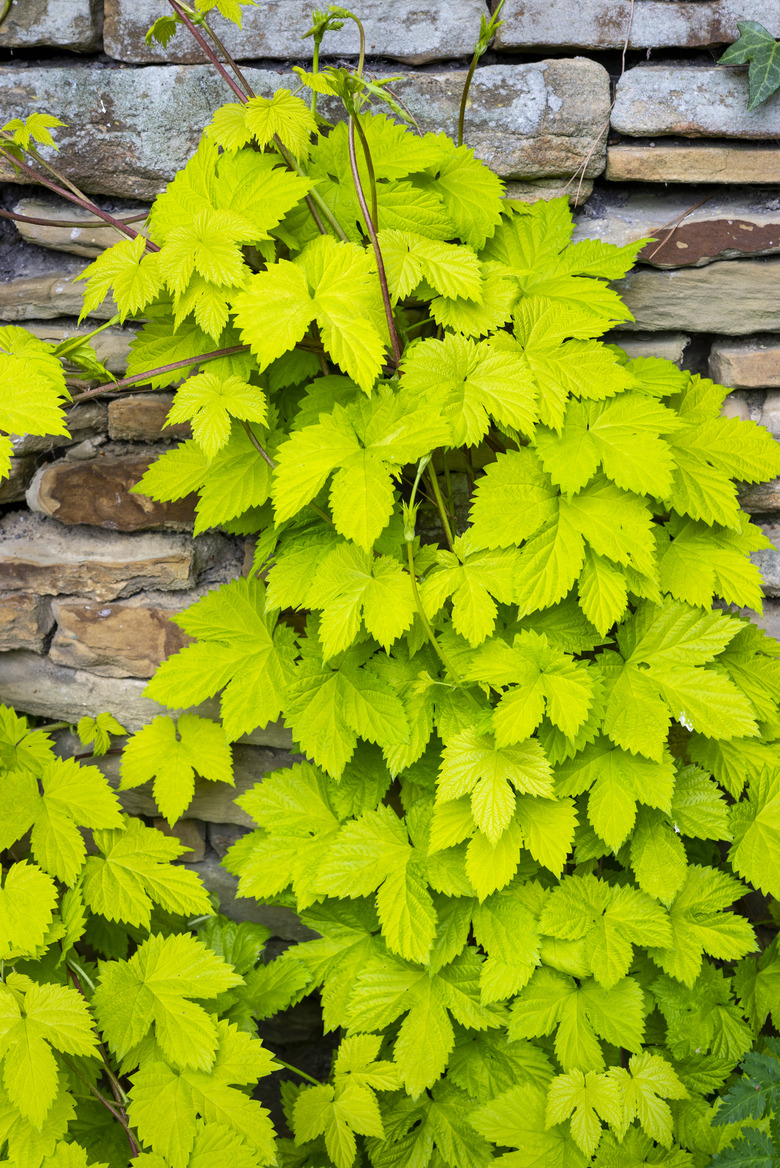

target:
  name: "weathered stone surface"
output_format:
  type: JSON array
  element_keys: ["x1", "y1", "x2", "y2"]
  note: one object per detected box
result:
[
  {"x1": 576, "y1": 193, "x2": 780, "y2": 268},
  {"x1": 760, "y1": 392, "x2": 780, "y2": 437},
  {"x1": 722, "y1": 392, "x2": 752, "y2": 422},
  {"x1": 614, "y1": 259, "x2": 780, "y2": 334},
  {"x1": 2, "y1": 651, "x2": 293, "y2": 746},
  {"x1": 753, "y1": 525, "x2": 780, "y2": 595},
  {"x1": 104, "y1": 0, "x2": 486, "y2": 64},
  {"x1": 208, "y1": 822, "x2": 250, "y2": 859},
  {"x1": 749, "y1": 599, "x2": 780, "y2": 642},
  {"x1": 711, "y1": 339, "x2": 780, "y2": 388},
  {"x1": 605, "y1": 332, "x2": 690, "y2": 366},
  {"x1": 154, "y1": 818, "x2": 206, "y2": 862},
  {"x1": 0, "y1": 456, "x2": 38, "y2": 503},
  {"x1": 27, "y1": 451, "x2": 197, "y2": 532},
  {"x1": 12, "y1": 199, "x2": 151, "y2": 260},
  {"x1": 11, "y1": 401, "x2": 108, "y2": 456},
  {"x1": 0, "y1": 511, "x2": 214, "y2": 600},
  {"x1": 0, "y1": 267, "x2": 114, "y2": 322},
  {"x1": 0, "y1": 61, "x2": 610, "y2": 197},
  {"x1": 184, "y1": 856, "x2": 314, "y2": 939},
  {"x1": 505, "y1": 178, "x2": 594, "y2": 206},
  {"x1": 0, "y1": 595, "x2": 54, "y2": 653},
  {"x1": 23, "y1": 322, "x2": 133, "y2": 376},
  {"x1": 496, "y1": 1, "x2": 780, "y2": 50},
  {"x1": 606, "y1": 142, "x2": 780, "y2": 185},
  {"x1": 0, "y1": 0, "x2": 99, "y2": 50},
  {"x1": 740, "y1": 479, "x2": 780, "y2": 513},
  {"x1": 49, "y1": 595, "x2": 195, "y2": 678},
  {"x1": 613, "y1": 66, "x2": 780, "y2": 139},
  {"x1": 108, "y1": 395, "x2": 191, "y2": 442}
]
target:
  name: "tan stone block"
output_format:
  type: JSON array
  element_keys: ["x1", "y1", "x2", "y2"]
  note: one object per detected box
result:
[
  {"x1": 108, "y1": 395, "x2": 191, "y2": 442},
  {"x1": 0, "y1": 511, "x2": 208, "y2": 600},
  {"x1": 153, "y1": 818, "x2": 206, "y2": 862},
  {"x1": 22, "y1": 323, "x2": 133, "y2": 376},
  {"x1": 0, "y1": 269, "x2": 114, "y2": 322},
  {"x1": 504, "y1": 179, "x2": 594, "y2": 206},
  {"x1": 606, "y1": 143, "x2": 780, "y2": 185},
  {"x1": 12, "y1": 199, "x2": 151, "y2": 260},
  {"x1": 50, "y1": 597, "x2": 194, "y2": 679},
  {"x1": 710, "y1": 340, "x2": 780, "y2": 388},
  {"x1": 26, "y1": 452, "x2": 196, "y2": 532},
  {"x1": 0, "y1": 0, "x2": 99, "y2": 50},
  {"x1": 0, "y1": 456, "x2": 38, "y2": 503},
  {"x1": 721, "y1": 392, "x2": 751, "y2": 422},
  {"x1": 740, "y1": 479, "x2": 780, "y2": 513},
  {"x1": 0, "y1": 595, "x2": 54, "y2": 652},
  {"x1": 760, "y1": 392, "x2": 780, "y2": 437}
]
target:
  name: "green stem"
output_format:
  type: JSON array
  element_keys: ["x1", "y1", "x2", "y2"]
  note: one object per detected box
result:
[
  {"x1": 406, "y1": 540, "x2": 466, "y2": 684},
  {"x1": 441, "y1": 451, "x2": 456, "y2": 529},
  {"x1": 34, "y1": 720, "x2": 71, "y2": 733},
  {"x1": 457, "y1": 53, "x2": 479, "y2": 148},
  {"x1": 427, "y1": 461, "x2": 455, "y2": 552},
  {"x1": 311, "y1": 37, "x2": 321, "y2": 115},
  {"x1": 272, "y1": 135, "x2": 348, "y2": 242},
  {"x1": 0, "y1": 1, "x2": 11, "y2": 25},
  {"x1": 347, "y1": 117, "x2": 401, "y2": 369},
  {"x1": 56, "y1": 314, "x2": 123, "y2": 358},
  {"x1": 274, "y1": 1058, "x2": 322, "y2": 1086}
]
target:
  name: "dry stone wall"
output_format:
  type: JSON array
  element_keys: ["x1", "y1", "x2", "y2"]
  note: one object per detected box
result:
[{"x1": 2, "y1": 0, "x2": 780, "y2": 930}]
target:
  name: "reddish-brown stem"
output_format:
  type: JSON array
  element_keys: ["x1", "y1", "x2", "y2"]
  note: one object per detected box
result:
[
  {"x1": 347, "y1": 116, "x2": 401, "y2": 369},
  {"x1": 0, "y1": 208, "x2": 148, "y2": 229},
  {"x1": 0, "y1": 147, "x2": 159, "y2": 251},
  {"x1": 70, "y1": 344, "x2": 250, "y2": 402},
  {"x1": 242, "y1": 420, "x2": 276, "y2": 469},
  {"x1": 200, "y1": 17, "x2": 255, "y2": 99},
  {"x1": 168, "y1": 0, "x2": 248, "y2": 104}
]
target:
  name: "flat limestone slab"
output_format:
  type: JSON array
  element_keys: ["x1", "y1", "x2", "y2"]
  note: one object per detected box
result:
[
  {"x1": 710, "y1": 339, "x2": 780, "y2": 388},
  {"x1": 49, "y1": 595, "x2": 195, "y2": 679},
  {"x1": 496, "y1": 1, "x2": 780, "y2": 50},
  {"x1": 614, "y1": 258, "x2": 780, "y2": 334},
  {"x1": 1, "y1": 650, "x2": 293, "y2": 747},
  {"x1": 0, "y1": 0, "x2": 99, "y2": 51},
  {"x1": 613, "y1": 66, "x2": 780, "y2": 139},
  {"x1": 0, "y1": 60, "x2": 610, "y2": 197},
  {"x1": 606, "y1": 142, "x2": 780, "y2": 184},
  {"x1": 12, "y1": 198, "x2": 151, "y2": 260},
  {"x1": 103, "y1": 0, "x2": 487, "y2": 65},
  {"x1": 574, "y1": 193, "x2": 780, "y2": 267},
  {"x1": 605, "y1": 332, "x2": 690, "y2": 365}
]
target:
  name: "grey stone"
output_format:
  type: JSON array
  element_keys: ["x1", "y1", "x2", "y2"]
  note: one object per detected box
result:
[
  {"x1": 613, "y1": 66, "x2": 780, "y2": 140},
  {"x1": 0, "y1": 510, "x2": 217, "y2": 600},
  {"x1": 711, "y1": 339, "x2": 780, "y2": 389},
  {"x1": 606, "y1": 142, "x2": 780, "y2": 184},
  {"x1": 760, "y1": 391, "x2": 780, "y2": 436},
  {"x1": 721, "y1": 392, "x2": 751, "y2": 422},
  {"x1": 505, "y1": 178, "x2": 594, "y2": 207},
  {"x1": 21, "y1": 322, "x2": 134, "y2": 376},
  {"x1": 12, "y1": 198, "x2": 151, "y2": 260},
  {"x1": 496, "y1": 1, "x2": 780, "y2": 50},
  {"x1": 0, "y1": 60, "x2": 610, "y2": 197},
  {"x1": 208, "y1": 822, "x2": 251, "y2": 858},
  {"x1": 0, "y1": 0, "x2": 99, "y2": 51},
  {"x1": 184, "y1": 856, "x2": 314, "y2": 939},
  {"x1": 753, "y1": 525, "x2": 780, "y2": 595},
  {"x1": 153, "y1": 818, "x2": 206, "y2": 862},
  {"x1": 12, "y1": 400, "x2": 108, "y2": 455},
  {"x1": 605, "y1": 332, "x2": 690, "y2": 366},
  {"x1": 575, "y1": 192, "x2": 780, "y2": 268},
  {"x1": 0, "y1": 456, "x2": 39, "y2": 503},
  {"x1": 0, "y1": 650, "x2": 293, "y2": 747},
  {"x1": 614, "y1": 259, "x2": 780, "y2": 334},
  {"x1": 749, "y1": 598, "x2": 780, "y2": 642},
  {"x1": 0, "y1": 266, "x2": 114, "y2": 323},
  {"x1": 104, "y1": 0, "x2": 486, "y2": 65}
]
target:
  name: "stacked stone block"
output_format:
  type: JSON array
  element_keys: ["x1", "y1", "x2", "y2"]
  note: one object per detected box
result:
[{"x1": 2, "y1": 0, "x2": 780, "y2": 927}]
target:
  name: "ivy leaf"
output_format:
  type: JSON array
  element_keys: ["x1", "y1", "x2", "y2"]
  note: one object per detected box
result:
[
  {"x1": 120, "y1": 714, "x2": 233, "y2": 826},
  {"x1": 83, "y1": 817, "x2": 213, "y2": 928},
  {"x1": 721, "y1": 21, "x2": 780, "y2": 110},
  {"x1": 93, "y1": 933, "x2": 242, "y2": 1069},
  {"x1": 144, "y1": 577, "x2": 296, "y2": 742}
]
